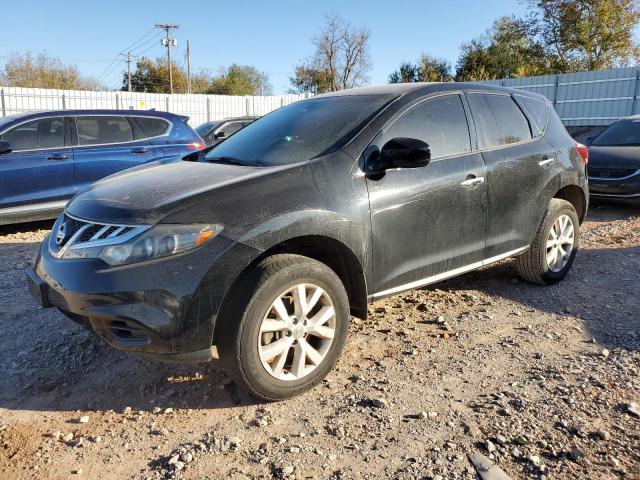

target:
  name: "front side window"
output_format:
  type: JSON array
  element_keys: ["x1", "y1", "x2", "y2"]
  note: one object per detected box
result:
[
  {"x1": 591, "y1": 119, "x2": 640, "y2": 146},
  {"x1": 383, "y1": 94, "x2": 471, "y2": 159},
  {"x1": 76, "y1": 116, "x2": 134, "y2": 146},
  {"x1": 467, "y1": 93, "x2": 532, "y2": 148},
  {"x1": 1, "y1": 117, "x2": 64, "y2": 151},
  {"x1": 203, "y1": 94, "x2": 394, "y2": 167}
]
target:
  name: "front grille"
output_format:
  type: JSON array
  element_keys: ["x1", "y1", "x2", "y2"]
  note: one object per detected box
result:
[
  {"x1": 49, "y1": 213, "x2": 149, "y2": 258},
  {"x1": 588, "y1": 168, "x2": 638, "y2": 179}
]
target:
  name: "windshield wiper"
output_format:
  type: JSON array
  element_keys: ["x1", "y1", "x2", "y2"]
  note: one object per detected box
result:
[{"x1": 205, "y1": 156, "x2": 245, "y2": 166}]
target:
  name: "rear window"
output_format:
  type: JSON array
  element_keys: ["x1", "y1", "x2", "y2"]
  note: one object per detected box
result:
[
  {"x1": 467, "y1": 93, "x2": 532, "y2": 148},
  {"x1": 129, "y1": 117, "x2": 170, "y2": 140},
  {"x1": 516, "y1": 96, "x2": 550, "y2": 137},
  {"x1": 76, "y1": 116, "x2": 134, "y2": 146}
]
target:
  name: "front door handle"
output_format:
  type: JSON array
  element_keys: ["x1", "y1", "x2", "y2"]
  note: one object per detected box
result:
[
  {"x1": 460, "y1": 176, "x2": 485, "y2": 187},
  {"x1": 538, "y1": 157, "x2": 555, "y2": 167},
  {"x1": 130, "y1": 147, "x2": 150, "y2": 154},
  {"x1": 47, "y1": 153, "x2": 68, "y2": 161}
]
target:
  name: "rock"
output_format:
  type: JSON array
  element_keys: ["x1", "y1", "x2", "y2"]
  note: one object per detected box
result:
[
  {"x1": 529, "y1": 455, "x2": 541, "y2": 466},
  {"x1": 152, "y1": 407, "x2": 162, "y2": 414},
  {"x1": 601, "y1": 349, "x2": 610, "y2": 358},
  {"x1": 164, "y1": 407, "x2": 174, "y2": 414},
  {"x1": 569, "y1": 446, "x2": 583, "y2": 461},
  {"x1": 71, "y1": 468, "x2": 82, "y2": 475},
  {"x1": 180, "y1": 452, "x2": 193, "y2": 463},
  {"x1": 62, "y1": 433, "x2": 74, "y2": 442},
  {"x1": 418, "y1": 411, "x2": 429, "y2": 420},
  {"x1": 626, "y1": 402, "x2": 640, "y2": 418},
  {"x1": 370, "y1": 398, "x2": 387, "y2": 408},
  {"x1": 595, "y1": 429, "x2": 611, "y2": 441},
  {"x1": 173, "y1": 461, "x2": 185, "y2": 471},
  {"x1": 282, "y1": 465, "x2": 294, "y2": 475},
  {"x1": 485, "y1": 440, "x2": 496, "y2": 453},
  {"x1": 468, "y1": 451, "x2": 513, "y2": 480},
  {"x1": 122, "y1": 407, "x2": 132, "y2": 415},
  {"x1": 495, "y1": 435, "x2": 508, "y2": 445},
  {"x1": 78, "y1": 415, "x2": 89, "y2": 424},
  {"x1": 167, "y1": 454, "x2": 180, "y2": 465}
]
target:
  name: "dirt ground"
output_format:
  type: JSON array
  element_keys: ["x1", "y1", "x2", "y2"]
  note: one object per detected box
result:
[{"x1": 0, "y1": 201, "x2": 638, "y2": 480}]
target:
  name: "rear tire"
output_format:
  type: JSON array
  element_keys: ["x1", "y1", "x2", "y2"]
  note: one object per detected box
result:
[
  {"x1": 216, "y1": 254, "x2": 349, "y2": 401},
  {"x1": 516, "y1": 198, "x2": 579, "y2": 285}
]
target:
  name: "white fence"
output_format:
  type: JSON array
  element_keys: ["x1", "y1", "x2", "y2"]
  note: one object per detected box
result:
[{"x1": 0, "y1": 86, "x2": 310, "y2": 126}]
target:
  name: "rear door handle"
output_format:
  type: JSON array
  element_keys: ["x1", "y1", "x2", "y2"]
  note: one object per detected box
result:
[
  {"x1": 47, "y1": 153, "x2": 68, "y2": 161},
  {"x1": 538, "y1": 157, "x2": 555, "y2": 167},
  {"x1": 460, "y1": 176, "x2": 485, "y2": 187},
  {"x1": 130, "y1": 147, "x2": 150, "y2": 154}
]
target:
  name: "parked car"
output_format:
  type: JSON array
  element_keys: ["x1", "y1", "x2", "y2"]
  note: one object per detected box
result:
[
  {"x1": 27, "y1": 83, "x2": 589, "y2": 400},
  {"x1": 195, "y1": 116, "x2": 258, "y2": 147},
  {"x1": 586, "y1": 115, "x2": 640, "y2": 199},
  {"x1": 0, "y1": 110, "x2": 205, "y2": 225}
]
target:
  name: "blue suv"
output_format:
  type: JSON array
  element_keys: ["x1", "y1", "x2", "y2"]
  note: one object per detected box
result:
[{"x1": 0, "y1": 110, "x2": 204, "y2": 225}]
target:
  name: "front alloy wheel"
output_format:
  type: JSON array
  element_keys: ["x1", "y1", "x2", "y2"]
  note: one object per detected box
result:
[
  {"x1": 217, "y1": 254, "x2": 349, "y2": 400},
  {"x1": 258, "y1": 283, "x2": 336, "y2": 381}
]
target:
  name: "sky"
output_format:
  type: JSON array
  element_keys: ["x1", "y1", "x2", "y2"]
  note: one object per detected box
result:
[{"x1": 2, "y1": 0, "x2": 529, "y2": 94}]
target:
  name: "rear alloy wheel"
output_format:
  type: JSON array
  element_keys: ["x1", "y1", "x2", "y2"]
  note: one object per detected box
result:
[
  {"x1": 217, "y1": 254, "x2": 349, "y2": 400},
  {"x1": 516, "y1": 198, "x2": 580, "y2": 285}
]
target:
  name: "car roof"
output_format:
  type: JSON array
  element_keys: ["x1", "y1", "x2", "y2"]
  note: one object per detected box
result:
[
  {"x1": 313, "y1": 82, "x2": 549, "y2": 103},
  {"x1": 4, "y1": 109, "x2": 184, "y2": 122}
]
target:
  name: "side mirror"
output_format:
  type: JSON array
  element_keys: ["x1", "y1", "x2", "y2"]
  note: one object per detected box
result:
[
  {"x1": 370, "y1": 137, "x2": 431, "y2": 172},
  {"x1": 214, "y1": 131, "x2": 227, "y2": 139},
  {"x1": 0, "y1": 140, "x2": 12, "y2": 155}
]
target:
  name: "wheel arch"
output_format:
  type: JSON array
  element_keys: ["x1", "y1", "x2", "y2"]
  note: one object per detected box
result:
[
  {"x1": 213, "y1": 234, "x2": 368, "y2": 344},
  {"x1": 553, "y1": 184, "x2": 587, "y2": 223}
]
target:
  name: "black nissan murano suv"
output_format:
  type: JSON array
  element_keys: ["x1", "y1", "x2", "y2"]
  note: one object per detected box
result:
[{"x1": 27, "y1": 83, "x2": 589, "y2": 400}]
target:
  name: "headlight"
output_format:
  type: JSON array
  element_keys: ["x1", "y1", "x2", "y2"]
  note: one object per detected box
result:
[{"x1": 63, "y1": 224, "x2": 222, "y2": 266}]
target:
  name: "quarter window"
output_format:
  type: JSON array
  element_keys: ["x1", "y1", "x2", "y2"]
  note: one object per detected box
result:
[
  {"x1": 384, "y1": 95, "x2": 471, "y2": 159},
  {"x1": 516, "y1": 95, "x2": 550, "y2": 137},
  {"x1": 1, "y1": 118, "x2": 65, "y2": 151},
  {"x1": 129, "y1": 117, "x2": 170, "y2": 140},
  {"x1": 467, "y1": 94, "x2": 532, "y2": 148},
  {"x1": 76, "y1": 116, "x2": 134, "y2": 146}
]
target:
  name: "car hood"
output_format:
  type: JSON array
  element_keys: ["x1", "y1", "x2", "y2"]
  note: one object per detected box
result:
[
  {"x1": 66, "y1": 159, "x2": 290, "y2": 225},
  {"x1": 588, "y1": 145, "x2": 640, "y2": 169}
]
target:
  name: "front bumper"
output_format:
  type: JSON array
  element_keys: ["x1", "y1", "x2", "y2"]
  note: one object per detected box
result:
[
  {"x1": 27, "y1": 233, "x2": 261, "y2": 360},
  {"x1": 588, "y1": 169, "x2": 640, "y2": 198}
]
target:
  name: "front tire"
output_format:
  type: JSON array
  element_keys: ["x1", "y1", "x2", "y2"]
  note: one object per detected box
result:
[
  {"x1": 516, "y1": 198, "x2": 579, "y2": 285},
  {"x1": 216, "y1": 254, "x2": 349, "y2": 401}
]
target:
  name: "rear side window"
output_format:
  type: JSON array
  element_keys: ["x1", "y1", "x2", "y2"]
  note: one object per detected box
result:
[
  {"x1": 76, "y1": 116, "x2": 134, "y2": 146},
  {"x1": 1, "y1": 117, "x2": 65, "y2": 151},
  {"x1": 467, "y1": 93, "x2": 532, "y2": 148},
  {"x1": 128, "y1": 117, "x2": 170, "y2": 140},
  {"x1": 516, "y1": 96, "x2": 550, "y2": 137},
  {"x1": 384, "y1": 94, "x2": 471, "y2": 159}
]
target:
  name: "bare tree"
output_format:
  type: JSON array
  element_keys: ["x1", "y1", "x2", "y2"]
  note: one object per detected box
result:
[{"x1": 291, "y1": 14, "x2": 371, "y2": 93}]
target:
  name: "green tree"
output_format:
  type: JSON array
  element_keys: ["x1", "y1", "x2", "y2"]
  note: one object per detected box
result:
[
  {"x1": 1, "y1": 51, "x2": 102, "y2": 90},
  {"x1": 455, "y1": 17, "x2": 550, "y2": 81},
  {"x1": 389, "y1": 55, "x2": 452, "y2": 83},
  {"x1": 290, "y1": 14, "x2": 372, "y2": 93},
  {"x1": 125, "y1": 57, "x2": 212, "y2": 94},
  {"x1": 528, "y1": 0, "x2": 640, "y2": 71},
  {"x1": 209, "y1": 64, "x2": 272, "y2": 96}
]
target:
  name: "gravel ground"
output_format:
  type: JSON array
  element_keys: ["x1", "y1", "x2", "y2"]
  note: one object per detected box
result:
[{"x1": 0, "y1": 201, "x2": 638, "y2": 480}]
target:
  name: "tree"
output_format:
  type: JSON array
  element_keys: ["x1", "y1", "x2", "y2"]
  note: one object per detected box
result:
[
  {"x1": 455, "y1": 17, "x2": 550, "y2": 81},
  {"x1": 527, "y1": 0, "x2": 640, "y2": 71},
  {"x1": 209, "y1": 64, "x2": 272, "y2": 96},
  {"x1": 1, "y1": 51, "x2": 102, "y2": 90},
  {"x1": 389, "y1": 55, "x2": 452, "y2": 83},
  {"x1": 290, "y1": 14, "x2": 372, "y2": 93}
]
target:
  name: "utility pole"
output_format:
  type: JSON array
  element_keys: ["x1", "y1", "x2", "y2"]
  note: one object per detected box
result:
[
  {"x1": 186, "y1": 40, "x2": 191, "y2": 94},
  {"x1": 156, "y1": 23, "x2": 179, "y2": 94},
  {"x1": 126, "y1": 52, "x2": 133, "y2": 92}
]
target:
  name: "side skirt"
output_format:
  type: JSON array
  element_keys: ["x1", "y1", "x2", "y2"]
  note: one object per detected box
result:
[{"x1": 369, "y1": 247, "x2": 529, "y2": 301}]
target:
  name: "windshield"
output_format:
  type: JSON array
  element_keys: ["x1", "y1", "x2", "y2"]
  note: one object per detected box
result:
[
  {"x1": 592, "y1": 119, "x2": 640, "y2": 146},
  {"x1": 195, "y1": 121, "x2": 219, "y2": 136},
  {"x1": 202, "y1": 94, "x2": 394, "y2": 166}
]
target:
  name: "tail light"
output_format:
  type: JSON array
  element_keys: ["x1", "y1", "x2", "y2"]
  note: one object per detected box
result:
[
  {"x1": 186, "y1": 142, "x2": 205, "y2": 150},
  {"x1": 575, "y1": 143, "x2": 589, "y2": 165}
]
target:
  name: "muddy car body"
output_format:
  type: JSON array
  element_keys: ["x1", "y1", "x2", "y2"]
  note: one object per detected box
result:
[{"x1": 27, "y1": 83, "x2": 589, "y2": 399}]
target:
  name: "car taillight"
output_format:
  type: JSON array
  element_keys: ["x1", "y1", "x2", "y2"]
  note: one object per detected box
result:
[
  {"x1": 576, "y1": 143, "x2": 589, "y2": 165},
  {"x1": 187, "y1": 142, "x2": 205, "y2": 150}
]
